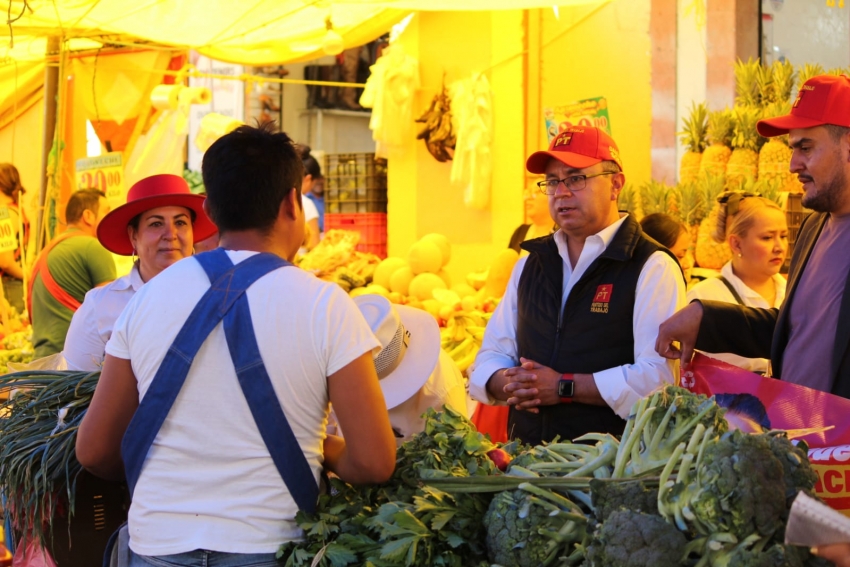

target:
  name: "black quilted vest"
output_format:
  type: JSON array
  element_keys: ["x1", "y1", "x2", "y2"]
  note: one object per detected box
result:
[{"x1": 509, "y1": 215, "x2": 679, "y2": 446}]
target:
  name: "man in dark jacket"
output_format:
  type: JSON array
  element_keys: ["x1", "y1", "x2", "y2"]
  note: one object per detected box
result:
[
  {"x1": 656, "y1": 74, "x2": 850, "y2": 400},
  {"x1": 469, "y1": 126, "x2": 686, "y2": 446}
]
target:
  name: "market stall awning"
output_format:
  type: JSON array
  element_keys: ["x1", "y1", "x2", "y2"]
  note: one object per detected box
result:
[{"x1": 0, "y1": 0, "x2": 611, "y2": 65}]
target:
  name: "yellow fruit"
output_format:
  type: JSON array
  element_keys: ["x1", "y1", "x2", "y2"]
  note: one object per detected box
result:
[
  {"x1": 680, "y1": 151, "x2": 702, "y2": 184},
  {"x1": 349, "y1": 287, "x2": 372, "y2": 298},
  {"x1": 421, "y1": 233, "x2": 451, "y2": 266},
  {"x1": 389, "y1": 267, "x2": 415, "y2": 295},
  {"x1": 678, "y1": 101, "x2": 708, "y2": 184},
  {"x1": 409, "y1": 272, "x2": 448, "y2": 301},
  {"x1": 466, "y1": 269, "x2": 488, "y2": 291},
  {"x1": 695, "y1": 207, "x2": 732, "y2": 269},
  {"x1": 372, "y1": 257, "x2": 408, "y2": 289},
  {"x1": 387, "y1": 291, "x2": 404, "y2": 304},
  {"x1": 482, "y1": 249, "x2": 519, "y2": 299},
  {"x1": 364, "y1": 284, "x2": 390, "y2": 298},
  {"x1": 725, "y1": 148, "x2": 758, "y2": 189},
  {"x1": 407, "y1": 241, "x2": 443, "y2": 275},
  {"x1": 437, "y1": 268, "x2": 452, "y2": 288},
  {"x1": 421, "y1": 299, "x2": 441, "y2": 318},
  {"x1": 451, "y1": 282, "x2": 477, "y2": 298}
]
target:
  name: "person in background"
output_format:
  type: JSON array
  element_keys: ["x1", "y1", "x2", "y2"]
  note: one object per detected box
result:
[
  {"x1": 352, "y1": 294, "x2": 470, "y2": 443},
  {"x1": 639, "y1": 212, "x2": 693, "y2": 275},
  {"x1": 685, "y1": 193, "x2": 787, "y2": 374},
  {"x1": 298, "y1": 144, "x2": 325, "y2": 233},
  {"x1": 508, "y1": 183, "x2": 556, "y2": 256},
  {"x1": 0, "y1": 164, "x2": 27, "y2": 312},
  {"x1": 63, "y1": 174, "x2": 217, "y2": 372},
  {"x1": 470, "y1": 126, "x2": 686, "y2": 446},
  {"x1": 30, "y1": 189, "x2": 115, "y2": 358},
  {"x1": 295, "y1": 145, "x2": 322, "y2": 252},
  {"x1": 76, "y1": 124, "x2": 395, "y2": 565},
  {"x1": 656, "y1": 74, "x2": 850, "y2": 399}
]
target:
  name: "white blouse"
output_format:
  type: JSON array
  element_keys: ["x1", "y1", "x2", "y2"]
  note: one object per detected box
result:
[
  {"x1": 63, "y1": 265, "x2": 144, "y2": 371},
  {"x1": 686, "y1": 261, "x2": 787, "y2": 374}
]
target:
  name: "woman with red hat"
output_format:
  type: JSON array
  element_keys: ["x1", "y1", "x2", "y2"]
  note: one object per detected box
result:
[{"x1": 63, "y1": 173, "x2": 217, "y2": 372}]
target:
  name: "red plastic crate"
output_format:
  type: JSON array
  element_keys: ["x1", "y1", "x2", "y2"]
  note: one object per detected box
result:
[{"x1": 324, "y1": 213, "x2": 387, "y2": 258}]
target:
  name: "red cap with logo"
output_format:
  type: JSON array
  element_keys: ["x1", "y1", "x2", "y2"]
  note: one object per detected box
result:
[
  {"x1": 757, "y1": 74, "x2": 850, "y2": 137},
  {"x1": 526, "y1": 126, "x2": 622, "y2": 174}
]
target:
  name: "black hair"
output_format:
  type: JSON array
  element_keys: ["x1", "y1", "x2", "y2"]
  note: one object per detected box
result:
[
  {"x1": 296, "y1": 144, "x2": 322, "y2": 179},
  {"x1": 640, "y1": 213, "x2": 685, "y2": 249},
  {"x1": 824, "y1": 124, "x2": 850, "y2": 143},
  {"x1": 65, "y1": 189, "x2": 105, "y2": 224},
  {"x1": 201, "y1": 123, "x2": 304, "y2": 234},
  {"x1": 0, "y1": 163, "x2": 23, "y2": 198}
]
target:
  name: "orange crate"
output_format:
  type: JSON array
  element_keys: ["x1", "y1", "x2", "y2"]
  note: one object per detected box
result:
[{"x1": 324, "y1": 213, "x2": 387, "y2": 258}]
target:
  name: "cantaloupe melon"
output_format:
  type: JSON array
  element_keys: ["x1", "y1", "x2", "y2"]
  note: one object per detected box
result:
[
  {"x1": 372, "y1": 257, "x2": 408, "y2": 289},
  {"x1": 421, "y1": 233, "x2": 451, "y2": 266},
  {"x1": 436, "y1": 268, "x2": 452, "y2": 288},
  {"x1": 407, "y1": 240, "x2": 443, "y2": 275},
  {"x1": 389, "y1": 267, "x2": 415, "y2": 295},
  {"x1": 480, "y1": 249, "x2": 519, "y2": 299},
  {"x1": 408, "y1": 272, "x2": 448, "y2": 301}
]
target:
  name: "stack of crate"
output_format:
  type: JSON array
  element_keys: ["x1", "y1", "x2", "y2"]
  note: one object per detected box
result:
[{"x1": 323, "y1": 153, "x2": 388, "y2": 258}]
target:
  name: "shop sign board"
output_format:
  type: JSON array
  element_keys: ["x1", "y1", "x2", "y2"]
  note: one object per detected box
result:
[
  {"x1": 75, "y1": 152, "x2": 125, "y2": 208},
  {"x1": 544, "y1": 97, "x2": 611, "y2": 142},
  {"x1": 0, "y1": 207, "x2": 17, "y2": 253}
]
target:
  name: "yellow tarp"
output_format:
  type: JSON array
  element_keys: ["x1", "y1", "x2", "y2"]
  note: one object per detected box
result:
[{"x1": 0, "y1": 0, "x2": 610, "y2": 66}]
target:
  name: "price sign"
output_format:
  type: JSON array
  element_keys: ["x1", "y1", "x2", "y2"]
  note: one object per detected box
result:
[
  {"x1": 544, "y1": 97, "x2": 612, "y2": 142},
  {"x1": 75, "y1": 152, "x2": 125, "y2": 208},
  {"x1": 0, "y1": 207, "x2": 18, "y2": 253}
]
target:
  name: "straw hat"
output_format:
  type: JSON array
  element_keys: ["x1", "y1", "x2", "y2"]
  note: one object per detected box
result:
[
  {"x1": 97, "y1": 174, "x2": 217, "y2": 255},
  {"x1": 353, "y1": 294, "x2": 440, "y2": 409}
]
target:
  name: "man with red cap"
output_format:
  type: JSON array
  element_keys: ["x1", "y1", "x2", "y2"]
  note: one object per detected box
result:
[
  {"x1": 470, "y1": 126, "x2": 686, "y2": 445},
  {"x1": 656, "y1": 74, "x2": 850, "y2": 398}
]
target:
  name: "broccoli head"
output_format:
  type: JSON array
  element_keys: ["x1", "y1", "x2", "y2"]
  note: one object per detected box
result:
[
  {"x1": 585, "y1": 510, "x2": 687, "y2": 567},
  {"x1": 661, "y1": 430, "x2": 787, "y2": 540},
  {"x1": 484, "y1": 486, "x2": 586, "y2": 567},
  {"x1": 590, "y1": 479, "x2": 659, "y2": 522},
  {"x1": 765, "y1": 432, "x2": 818, "y2": 506}
]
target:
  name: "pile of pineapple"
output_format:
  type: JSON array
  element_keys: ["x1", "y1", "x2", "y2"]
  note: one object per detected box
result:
[{"x1": 622, "y1": 60, "x2": 843, "y2": 270}]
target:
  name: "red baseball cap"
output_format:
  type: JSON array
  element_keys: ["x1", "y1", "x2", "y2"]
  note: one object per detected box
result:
[
  {"x1": 526, "y1": 126, "x2": 622, "y2": 173},
  {"x1": 757, "y1": 74, "x2": 850, "y2": 137}
]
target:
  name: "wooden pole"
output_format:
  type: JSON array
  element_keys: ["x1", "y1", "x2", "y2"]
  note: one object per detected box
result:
[{"x1": 36, "y1": 36, "x2": 61, "y2": 253}]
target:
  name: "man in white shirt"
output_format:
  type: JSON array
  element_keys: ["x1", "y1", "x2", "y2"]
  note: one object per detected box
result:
[{"x1": 469, "y1": 126, "x2": 685, "y2": 446}]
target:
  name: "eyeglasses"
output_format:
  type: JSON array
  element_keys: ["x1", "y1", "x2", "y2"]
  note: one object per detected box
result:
[{"x1": 536, "y1": 171, "x2": 616, "y2": 195}]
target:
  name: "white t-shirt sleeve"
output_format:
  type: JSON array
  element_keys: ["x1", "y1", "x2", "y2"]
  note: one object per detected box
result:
[
  {"x1": 105, "y1": 288, "x2": 142, "y2": 361},
  {"x1": 318, "y1": 284, "x2": 380, "y2": 376},
  {"x1": 303, "y1": 197, "x2": 319, "y2": 223}
]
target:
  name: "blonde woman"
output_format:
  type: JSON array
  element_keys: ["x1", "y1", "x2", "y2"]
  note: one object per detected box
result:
[{"x1": 686, "y1": 192, "x2": 788, "y2": 373}]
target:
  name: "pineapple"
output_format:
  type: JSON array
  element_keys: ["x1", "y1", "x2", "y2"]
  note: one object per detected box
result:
[
  {"x1": 678, "y1": 102, "x2": 708, "y2": 184},
  {"x1": 734, "y1": 57, "x2": 761, "y2": 108},
  {"x1": 618, "y1": 182, "x2": 639, "y2": 216},
  {"x1": 639, "y1": 180, "x2": 673, "y2": 217},
  {"x1": 694, "y1": 173, "x2": 731, "y2": 269},
  {"x1": 699, "y1": 109, "x2": 733, "y2": 179},
  {"x1": 755, "y1": 63, "x2": 775, "y2": 107},
  {"x1": 670, "y1": 181, "x2": 703, "y2": 245},
  {"x1": 726, "y1": 106, "x2": 762, "y2": 190},
  {"x1": 771, "y1": 60, "x2": 796, "y2": 105},
  {"x1": 758, "y1": 101, "x2": 800, "y2": 193},
  {"x1": 798, "y1": 63, "x2": 825, "y2": 88}
]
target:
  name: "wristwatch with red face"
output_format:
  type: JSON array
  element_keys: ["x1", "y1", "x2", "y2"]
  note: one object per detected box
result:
[{"x1": 558, "y1": 374, "x2": 574, "y2": 404}]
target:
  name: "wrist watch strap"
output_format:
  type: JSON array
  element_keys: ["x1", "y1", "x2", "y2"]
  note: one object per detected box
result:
[{"x1": 559, "y1": 373, "x2": 575, "y2": 404}]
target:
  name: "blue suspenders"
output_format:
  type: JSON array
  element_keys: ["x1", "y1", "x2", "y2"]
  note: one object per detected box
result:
[{"x1": 120, "y1": 248, "x2": 319, "y2": 513}]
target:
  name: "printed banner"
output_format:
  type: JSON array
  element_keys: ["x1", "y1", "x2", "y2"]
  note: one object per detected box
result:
[
  {"x1": 0, "y1": 207, "x2": 17, "y2": 253},
  {"x1": 684, "y1": 353, "x2": 850, "y2": 515},
  {"x1": 544, "y1": 97, "x2": 611, "y2": 142},
  {"x1": 75, "y1": 152, "x2": 125, "y2": 209}
]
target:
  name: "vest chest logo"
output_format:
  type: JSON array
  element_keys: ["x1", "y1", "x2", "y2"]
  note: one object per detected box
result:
[{"x1": 591, "y1": 284, "x2": 613, "y2": 313}]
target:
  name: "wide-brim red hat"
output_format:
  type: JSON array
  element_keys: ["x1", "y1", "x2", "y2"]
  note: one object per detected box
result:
[{"x1": 97, "y1": 174, "x2": 217, "y2": 256}]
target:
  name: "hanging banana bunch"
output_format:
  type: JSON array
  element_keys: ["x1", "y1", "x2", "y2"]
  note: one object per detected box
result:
[{"x1": 415, "y1": 86, "x2": 456, "y2": 163}]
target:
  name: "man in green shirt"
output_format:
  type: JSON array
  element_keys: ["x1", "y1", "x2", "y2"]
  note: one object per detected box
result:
[{"x1": 30, "y1": 189, "x2": 116, "y2": 358}]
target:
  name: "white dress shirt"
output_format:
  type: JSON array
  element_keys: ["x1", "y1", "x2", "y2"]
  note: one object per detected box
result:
[
  {"x1": 686, "y1": 261, "x2": 787, "y2": 373},
  {"x1": 469, "y1": 214, "x2": 686, "y2": 419},
  {"x1": 63, "y1": 264, "x2": 145, "y2": 371}
]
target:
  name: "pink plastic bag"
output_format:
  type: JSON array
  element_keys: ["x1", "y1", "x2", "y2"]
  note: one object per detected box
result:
[
  {"x1": 11, "y1": 540, "x2": 56, "y2": 567},
  {"x1": 684, "y1": 353, "x2": 850, "y2": 515}
]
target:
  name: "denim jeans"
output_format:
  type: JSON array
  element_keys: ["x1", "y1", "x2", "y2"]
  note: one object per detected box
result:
[{"x1": 129, "y1": 549, "x2": 281, "y2": 567}]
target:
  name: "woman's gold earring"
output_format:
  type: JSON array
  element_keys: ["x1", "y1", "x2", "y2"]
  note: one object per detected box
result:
[{"x1": 737, "y1": 253, "x2": 742, "y2": 258}]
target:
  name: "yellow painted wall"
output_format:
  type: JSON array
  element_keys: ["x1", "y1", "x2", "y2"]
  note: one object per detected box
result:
[{"x1": 387, "y1": 0, "x2": 653, "y2": 285}]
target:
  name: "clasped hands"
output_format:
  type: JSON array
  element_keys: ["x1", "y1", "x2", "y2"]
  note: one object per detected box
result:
[{"x1": 502, "y1": 357, "x2": 562, "y2": 413}]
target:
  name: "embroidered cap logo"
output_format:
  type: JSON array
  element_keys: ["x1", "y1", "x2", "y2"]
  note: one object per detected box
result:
[{"x1": 554, "y1": 133, "x2": 573, "y2": 147}]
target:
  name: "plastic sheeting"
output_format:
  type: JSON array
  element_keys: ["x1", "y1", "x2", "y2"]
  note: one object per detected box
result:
[{"x1": 0, "y1": 0, "x2": 610, "y2": 66}]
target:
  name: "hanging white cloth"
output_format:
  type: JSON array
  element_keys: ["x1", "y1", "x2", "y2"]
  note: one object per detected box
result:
[
  {"x1": 449, "y1": 73, "x2": 493, "y2": 210},
  {"x1": 359, "y1": 44, "x2": 420, "y2": 158}
]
